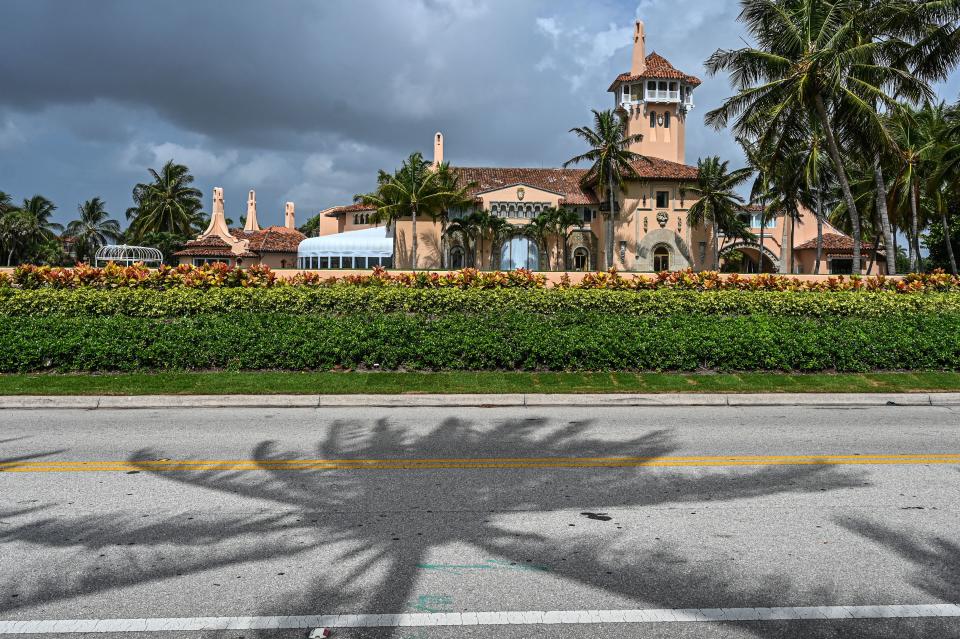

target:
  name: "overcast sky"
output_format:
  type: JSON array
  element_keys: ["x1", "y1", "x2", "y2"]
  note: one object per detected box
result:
[{"x1": 3, "y1": 0, "x2": 960, "y2": 228}]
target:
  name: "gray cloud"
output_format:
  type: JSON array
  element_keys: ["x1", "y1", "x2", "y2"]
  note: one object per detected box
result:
[{"x1": 2, "y1": 0, "x2": 957, "y2": 227}]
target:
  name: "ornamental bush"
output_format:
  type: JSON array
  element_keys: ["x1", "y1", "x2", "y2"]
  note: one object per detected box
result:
[
  {"x1": 0, "y1": 312, "x2": 957, "y2": 373},
  {"x1": 2, "y1": 286, "x2": 960, "y2": 319},
  {"x1": 7, "y1": 262, "x2": 960, "y2": 293}
]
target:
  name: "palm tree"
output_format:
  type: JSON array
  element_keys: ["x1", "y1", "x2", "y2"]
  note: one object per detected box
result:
[
  {"x1": 706, "y1": 0, "x2": 930, "y2": 274},
  {"x1": 686, "y1": 157, "x2": 753, "y2": 270},
  {"x1": 66, "y1": 197, "x2": 121, "y2": 264},
  {"x1": 356, "y1": 152, "x2": 471, "y2": 271},
  {"x1": 887, "y1": 106, "x2": 933, "y2": 272},
  {"x1": 126, "y1": 160, "x2": 203, "y2": 241},
  {"x1": 445, "y1": 211, "x2": 484, "y2": 268},
  {"x1": 0, "y1": 191, "x2": 12, "y2": 217},
  {"x1": 523, "y1": 213, "x2": 553, "y2": 271},
  {"x1": 564, "y1": 109, "x2": 645, "y2": 269},
  {"x1": 547, "y1": 207, "x2": 584, "y2": 270},
  {"x1": 485, "y1": 216, "x2": 511, "y2": 270},
  {"x1": 4, "y1": 195, "x2": 63, "y2": 266},
  {"x1": 428, "y1": 163, "x2": 476, "y2": 270}
]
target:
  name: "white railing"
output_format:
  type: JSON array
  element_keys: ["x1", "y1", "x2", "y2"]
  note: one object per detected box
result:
[{"x1": 647, "y1": 90, "x2": 680, "y2": 102}]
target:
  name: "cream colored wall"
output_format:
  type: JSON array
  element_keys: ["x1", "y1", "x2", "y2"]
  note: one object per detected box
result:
[
  {"x1": 318, "y1": 214, "x2": 340, "y2": 237},
  {"x1": 256, "y1": 253, "x2": 298, "y2": 270},
  {"x1": 476, "y1": 185, "x2": 565, "y2": 210},
  {"x1": 624, "y1": 103, "x2": 685, "y2": 164}
]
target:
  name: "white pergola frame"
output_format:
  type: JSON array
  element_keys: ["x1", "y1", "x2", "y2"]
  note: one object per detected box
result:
[{"x1": 94, "y1": 245, "x2": 164, "y2": 267}]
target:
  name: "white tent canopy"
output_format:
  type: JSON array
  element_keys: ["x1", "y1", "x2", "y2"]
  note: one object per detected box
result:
[{"x1": 297, "y1": 226, "x2": 394, "y2": 269}]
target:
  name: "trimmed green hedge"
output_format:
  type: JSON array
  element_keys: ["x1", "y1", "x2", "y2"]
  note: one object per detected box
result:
[
  {"x1": 3, "y1": 286, "x2": 960, "y2": 319},
  {"x1": 1, "y1": 312, "x2": 958, "y2": 372}
]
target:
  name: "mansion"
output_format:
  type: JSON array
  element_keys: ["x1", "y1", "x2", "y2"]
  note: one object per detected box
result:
[{"x1": 183, "y1": 19, "x2": 884, "y2": 275}]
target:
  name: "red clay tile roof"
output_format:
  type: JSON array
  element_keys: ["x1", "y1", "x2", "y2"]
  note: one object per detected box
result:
[
  {"x1": 608, "y1": 52, "x2": 703, "y2": 91},
  {"x1": 456, "y1": 167, "x2": 599, "y2": 205},
  {"x1": 173, "y1": 235, "x2": 257, "y2": 258},
  {"x1": 794, "y1": 233, "x2": 877, "y2": 252},
  {"x1": 324, "y1": 203, "x2": 378, "y2": 218},
  {"x1": 628, "y1": 157, "x2": 699, "y2": 180},
  {"x1": 232, "y1": 226, "x2": 305, "y2": 253}
]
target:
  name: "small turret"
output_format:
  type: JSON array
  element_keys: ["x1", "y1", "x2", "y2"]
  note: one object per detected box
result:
[{"x1": 244, "y1": 190, "x2": 260, "y2": 232}]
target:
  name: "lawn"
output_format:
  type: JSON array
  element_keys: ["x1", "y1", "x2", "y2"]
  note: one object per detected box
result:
[{"x1": 1, "y1": 371, "x2": 959, "y2": 395}]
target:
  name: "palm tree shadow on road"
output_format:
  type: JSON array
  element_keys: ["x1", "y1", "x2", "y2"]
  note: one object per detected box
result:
[{"x1": 0, "y1": 415, "x2": 914, "y2": 638}]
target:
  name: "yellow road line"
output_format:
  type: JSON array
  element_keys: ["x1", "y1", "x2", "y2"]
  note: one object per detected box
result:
[{"x1": 2, "y1": 454, "x2": 960, "y2": 473}]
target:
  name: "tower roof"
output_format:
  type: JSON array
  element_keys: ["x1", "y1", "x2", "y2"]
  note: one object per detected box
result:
[{"x1": 608, "y1": 52, "x2": 702, "y2": 91}]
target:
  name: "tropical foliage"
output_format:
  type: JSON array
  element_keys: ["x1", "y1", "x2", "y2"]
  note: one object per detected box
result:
[
  {"x1": 65, "y1": 198, "x2": 121, "y2": 264},
  {"x1": 126, "y1": 160, "x2": 204, "y2": 241},
  {"x1": 565, "y1": 109, "x2": 644, "y2": 269},
  {"x1": 355, "y1": 153, "x2": 473, "y2": 270},
  {"x1": 7, "y1": 262, "x2": 960, "y2": 293}
]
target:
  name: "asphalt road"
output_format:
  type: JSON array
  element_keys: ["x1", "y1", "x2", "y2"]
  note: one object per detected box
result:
[{"x1": 1, "y1": 405, "x2": 959, "y2": 638}]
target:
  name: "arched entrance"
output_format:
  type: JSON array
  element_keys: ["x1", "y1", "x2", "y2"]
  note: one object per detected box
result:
[
  {"x1": 449, "y1": 246, "x2": 465, "y2": 270},
  {"x1": 653, "y1": 245, "x2": 670, "y2": 272},
  {"x1": 719, "y1": 243, "x2": 780, "y2": 273},
  {"x1": 573, "y1": 247, "x2": 589, "y2": 271},
  {"x1": 500, "y1": 236, "x2": 540, "y2": 271}
]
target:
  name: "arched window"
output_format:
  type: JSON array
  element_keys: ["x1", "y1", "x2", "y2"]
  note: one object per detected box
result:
[
  {"x1": 664, "y1": 111, "x2": 671, "y2": 129},
  {"x1": 653, "y1": 246, "x2": 670, "y2": 272},
  {"x1": 353, "y1": 215, "x2": 359, "y2": 225},
  {"x1": 573, "y1": 247, "x2": 589, "y2": 271},
  {"x1": 450, "y1": 246, "x2": 465, "y2": 270},
  {"x1": 500, "y1": 236, "x2": 540, "y2": 271},
  {"x1": 650, "y1": 111, "x2": 657, "y2": 128}
]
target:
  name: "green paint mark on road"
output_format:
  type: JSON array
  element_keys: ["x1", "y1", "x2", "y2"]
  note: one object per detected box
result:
[
  {"x1": 407, "y1": 594, "x2": 454, "y2": 613},
  {"x1": 417, "y1": 559, "x2": 549, "y2": 574}
]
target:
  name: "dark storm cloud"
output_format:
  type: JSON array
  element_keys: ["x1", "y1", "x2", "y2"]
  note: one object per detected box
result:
[{"x1": 12, "y1": 0, "x2": 950, "y2": 226}]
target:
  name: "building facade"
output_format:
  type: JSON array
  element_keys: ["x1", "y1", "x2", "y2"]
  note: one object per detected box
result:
[
  {"x1": 295, "y1": 19, "x2": 884, "y2": 275},
  {"x1": 175, "y1": 188, "x2": 305, "y2": 268}
]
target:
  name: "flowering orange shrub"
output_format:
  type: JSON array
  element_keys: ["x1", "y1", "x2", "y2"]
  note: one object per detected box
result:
[
  {"x1": 6, "y1": 262, "x2": 960, "y2": 293},
  {"x1": 11, "y1": 262, "x2": 278, "y2": 290}
]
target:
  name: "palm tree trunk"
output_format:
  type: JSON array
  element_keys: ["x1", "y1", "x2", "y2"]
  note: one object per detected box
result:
[
  {"x1": 713, "y1": 219, "x2": 720, "y2": 271},
  {"x1": 411, "y1": 206, "x2": 418, "y2": 272},
  {"x1": 814, "y1": 94, "x2": 862, "y2": 273},
  {"x1": 815, "y1": 195, "x2": 824, "y2": 275},
  {"x1": 779, "y1": 211, "x2": 790, "y2": 274},
  {"x1": 606, "y1": 167, "x2": 616, "y2": 270},
  {"x1": 943, "y1": 207, "x2": 958, "y2": 275},
  {"x1": 873, "y1": 158, "x2": 896, "y2": 275},
  {"x1": 441, "y1": 217, "x2": 448, "y2": 270},
  {"x1": 911, "y1": 183, "x2": 920, "y2": 273},
  {"x1": 757, "y1": 198, "x2": 765, "y2": 273}
]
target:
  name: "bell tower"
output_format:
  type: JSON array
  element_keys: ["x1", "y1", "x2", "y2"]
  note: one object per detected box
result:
[{"x1": 609, "y1": 20, "x2": 700, "y2": 164}]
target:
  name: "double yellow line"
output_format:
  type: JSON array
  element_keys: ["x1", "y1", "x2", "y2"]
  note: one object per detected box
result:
[{"x1": 2, "y1": 454, "x2": 960, "y2": 473}]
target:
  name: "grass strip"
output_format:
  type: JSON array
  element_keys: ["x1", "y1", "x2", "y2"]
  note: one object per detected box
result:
[{"x1": 1, "y1": 371, "x2": 959, "y2": 395}]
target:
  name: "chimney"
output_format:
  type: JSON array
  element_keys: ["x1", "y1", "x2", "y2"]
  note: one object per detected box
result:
[
  {"x1": 433, "y1": 132, "x2": 444, "y2": 167},
  {"x1": 244, "y1": 189, "x2": 260, "y2": 232},
  {"x1": 285, "y1": 202, "x2": 296, "y2": 229},
  {"x1": 202, "y1": 187, "x2": 232, "y2": 239},
  {"x1": 631, "y1": 20, "x2": 647, "y2": 75}
]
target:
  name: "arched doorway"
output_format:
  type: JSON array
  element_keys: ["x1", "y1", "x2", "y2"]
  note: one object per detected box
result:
[
  {"x1": 653, "y1": 246, "x2": 670, "y2": 272},
  {"x1": 500, "y1": 236, "x2": 540, "y2": 271},
  {"x1": 449, "y1": 246, "x2": 465, "y2": 270},
  {"x1": 573, "y1": 247, "x2": 589, "y2": 271}
]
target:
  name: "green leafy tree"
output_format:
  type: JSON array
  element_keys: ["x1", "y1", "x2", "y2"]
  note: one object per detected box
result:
[
  {"x1": 564, "y1": 109, "x2": 645, "y2": 269},
  {"x1": 522, "y1": 213, "x2": 553, "y2": 271},
  {"x1": 65, "y1": 197, "x2": 121, "y2": 264},
  {"x1": 685, "y1": 156, "x2": 753, "y2": 269},
  {"x1": 126, "y1": 160, "x2": 203, "y2": 241},
  {"x1": 9, "y1": 195, "x2": 64, "y2": 265}
]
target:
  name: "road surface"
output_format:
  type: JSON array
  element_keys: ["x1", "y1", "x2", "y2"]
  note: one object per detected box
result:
[{"x1": 1, "y1": 404, "x2": 959, "y2": 638}]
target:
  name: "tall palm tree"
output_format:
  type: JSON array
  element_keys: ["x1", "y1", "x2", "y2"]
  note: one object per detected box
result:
[
  {"x1": 66, "y1": 197, "x2": 121, "y2": 264},
  {"x1": 564, "y1": 109, "x2": 645, "y2": 269},
  {"x1": 706, "y1": 0, "x2": 930, "y2": 274},
  {"x1": 8, "y1": 195, "x2": 63, "y2": 266},
  {"x1": 887, "y1": 106, "x2": 934, "y2": 272},
  {"x1": 126, "y1": 160, "x2": 203, "y2": 241},
  {"x1": 686, "y1": 156, "x2": 753, "y2": 270},
  {"x1": 428, "y1": 162, "x2": 476, "y2": 269},
  {"x1": 356, "y1": 152, "x2": 470, "y2": 271}
]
